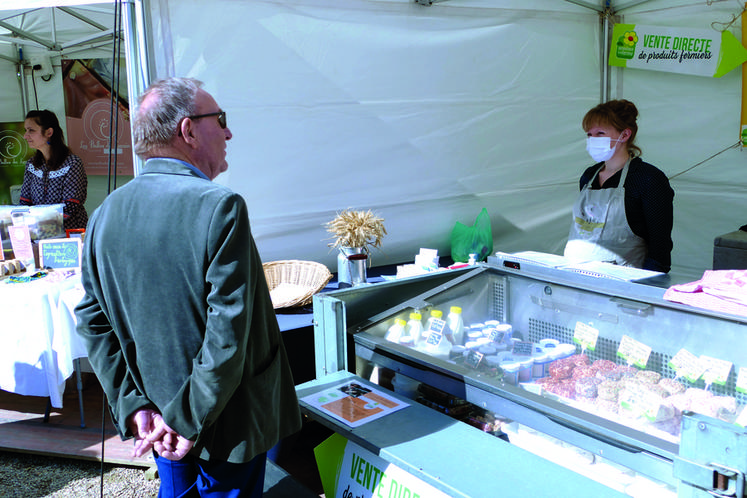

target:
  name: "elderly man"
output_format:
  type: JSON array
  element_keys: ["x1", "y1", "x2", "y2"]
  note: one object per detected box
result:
[{"x1": 75, "y1": 77, "x2": 301, "y2": 497}]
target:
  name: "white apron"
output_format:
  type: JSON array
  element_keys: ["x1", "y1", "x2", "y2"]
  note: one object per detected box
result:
[{"x1": 563, "y1": 160, "x2": 647, "y2": 268}]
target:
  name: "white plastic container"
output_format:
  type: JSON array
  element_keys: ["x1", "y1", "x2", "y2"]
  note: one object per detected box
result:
[
  {"x1": 385, "y1": 318, "x2": 406, "y2": 343},
  {"x1": 532, "y1": 352, "x2": 551, "y2": 378},
  {"x1": 391, "y1": 374, "x2": 420, "y2": 399},
  {"x1": 493, "y1": 323, "x2": 513, "y2": 343},
  {"x1": 539, "y1": 338, "x2": 560, "y2": 350},
  {"x1": 555, "y1": 343, "x2": 578, "y2": 360},
  {"x1": 446, "y1": 306, "x2": 465, "y2": 345},
  {"x1": 501, "y1": 360, "x2": 521, "y2": 385},
  {"x1": 518, "y1": 358, "x2": 534, "y2": 383},
  {"x1": 400, "y1": 312, "x2": 423, "y2": 347}
]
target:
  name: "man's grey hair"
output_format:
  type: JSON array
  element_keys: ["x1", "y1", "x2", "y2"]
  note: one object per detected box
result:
[{"x1": 132, "y1": 77, "x2": 203, "y2": 157}]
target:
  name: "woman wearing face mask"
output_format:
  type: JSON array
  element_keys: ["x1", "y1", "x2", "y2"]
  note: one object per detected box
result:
[
  {"x1": 20, "y1": 109, "x2": 88, "y2": 230},
  {"x1": 563, "y1": 99, "x2": 674, "y2": 273}
]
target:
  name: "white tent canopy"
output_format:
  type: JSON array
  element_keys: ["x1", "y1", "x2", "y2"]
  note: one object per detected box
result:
[{"x1": 2, "y1": 0, "x2": 746, "y2": 280}]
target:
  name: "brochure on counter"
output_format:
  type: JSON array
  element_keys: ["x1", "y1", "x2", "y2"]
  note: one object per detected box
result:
[
  {"x1": 301, "y1": 381, "x2": 409, "y2": 428},
  {"x1": 494, "y1": 251, "x2": 664, "y2": 282}
]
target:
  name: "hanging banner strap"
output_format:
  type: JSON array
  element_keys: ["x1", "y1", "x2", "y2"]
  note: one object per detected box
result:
[{"x1": 609, "y1": 23, "x2": 747, "y2": 78}]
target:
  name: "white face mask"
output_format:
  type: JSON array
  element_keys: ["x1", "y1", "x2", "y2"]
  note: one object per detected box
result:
[{"x1": 586, "y1": 134, "x2": 622, "y2": 163}]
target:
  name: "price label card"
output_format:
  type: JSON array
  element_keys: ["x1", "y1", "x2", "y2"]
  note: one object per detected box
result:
[
  {"x1": 616, "y1": 335, "x2": 652, "y2": 369},
  {"x1": 668, "y1": 349, "x2": 706, "y2": 383},
  {"x1": 425, "y1": 330, "x2": 443, "y2": 347},
  {"x1": 512, "y1": 341, "x2": 534, "y2": 356},
  {"x1": 424, "y1": 318, "x2": 446, "y2": 347},
  {"x1": 465, "y1": 350, "x2": 483, "y2": 369},
  {"x1": 737, "y1": 367, "x2": 747, "y2": 394},
  {"x1": 573, "y1": 322, "x2": 598, "y2": 351},
  {"x1": 427, "y1": 318, "x2": 446, "y2": 334},
  {"x1": 699, "y1": 355, "x2": 732, "y2": 386},
  {"x1": 489, "y1": 330, "x2": 505, "y2": 344}
]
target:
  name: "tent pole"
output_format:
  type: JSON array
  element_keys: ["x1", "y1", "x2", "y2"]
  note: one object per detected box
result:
[
  {"x1": 741, "y1": 2, "x2": 747, "y2": 148},
  {"x1": 601, "y1": 12, "x2": 611, "y2": 102},
  {"x1": 122, "y1": 0, "x2": 152, "y2": 176}
]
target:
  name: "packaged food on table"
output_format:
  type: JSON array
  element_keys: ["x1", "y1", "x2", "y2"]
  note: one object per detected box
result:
[
  {"x1": 658, "y1": 378, "x2": 686, "y2": 396},
  {"x1": 635, "y1": 370, "x2": 662, "y2": 384},
  {"x1": 597, "y1": 380, "x2": 623, "y2": 401},
  {"x1": 575, "y1": 377, "x2": 602, "y2": 398}
]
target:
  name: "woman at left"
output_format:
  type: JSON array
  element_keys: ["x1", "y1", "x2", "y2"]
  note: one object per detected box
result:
[{"x1": 21, "y1": 109, "x2": 88, "y2": 230}]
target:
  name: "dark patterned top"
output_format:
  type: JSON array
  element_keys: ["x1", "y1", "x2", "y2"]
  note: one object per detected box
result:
[
  {"x1": 19, "y1": 153, "x2": 89, "y2": 230},
  {"x1": 579, "y1": 157, "x2": 674, "y2": 273}
]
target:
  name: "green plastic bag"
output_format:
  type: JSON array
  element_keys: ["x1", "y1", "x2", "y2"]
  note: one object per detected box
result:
[{"x1": 450, "y1": 208, "x2": 493, "y2": 263}]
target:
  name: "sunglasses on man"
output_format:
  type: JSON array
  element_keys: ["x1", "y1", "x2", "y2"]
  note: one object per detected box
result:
[{"x1": 188, "y1": 110, "x2": 227, "y2": 129}]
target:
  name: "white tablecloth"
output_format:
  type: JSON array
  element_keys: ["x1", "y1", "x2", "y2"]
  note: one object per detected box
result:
[{"x1": 0, "y1": 272, "x2": 86, "y2": 408}]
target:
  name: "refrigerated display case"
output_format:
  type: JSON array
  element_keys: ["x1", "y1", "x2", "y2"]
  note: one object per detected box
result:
[{"x1": 297, "y1": 258, "x2": 747, "y2": 498}]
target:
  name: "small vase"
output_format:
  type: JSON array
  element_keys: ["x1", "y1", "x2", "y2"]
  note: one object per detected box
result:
[{"x1": 337, "y1": 246, "x2": 368, "y2": 287}]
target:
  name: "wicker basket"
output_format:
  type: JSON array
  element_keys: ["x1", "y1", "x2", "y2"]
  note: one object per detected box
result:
[{"x1": 263, "y1": 260, "x2": 333, "y2": 309}]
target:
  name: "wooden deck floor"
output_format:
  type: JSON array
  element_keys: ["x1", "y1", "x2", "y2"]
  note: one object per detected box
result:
[
  {"x1": 0, "y1": 373, "x2": 328, "y2": 495},
  {"x1": 0, "y1": 374, "x2": 154, "y2": 468}
]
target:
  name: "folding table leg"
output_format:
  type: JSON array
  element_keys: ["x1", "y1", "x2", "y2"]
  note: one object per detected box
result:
[
  {"x1": 74, "y1": 358, "x2": 85, "y2": 428},
  {"x1": 43, "y1": 398, "x2": 51, "y2": 423}
]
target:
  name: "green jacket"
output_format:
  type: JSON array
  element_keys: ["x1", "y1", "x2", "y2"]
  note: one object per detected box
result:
[{"x1": 75, "y1": 158, "x2": 301, "y2": 463}]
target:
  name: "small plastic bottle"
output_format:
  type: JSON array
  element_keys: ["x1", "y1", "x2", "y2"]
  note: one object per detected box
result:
[
  {"x1": 385, "y1": 318, "x2": 406, "y2": 343},
  {"x1": 400, "y1": 312, "x2": 423, "y2": 347},
  {"x1": 422, "y1": 310, "x2": 451, "y2": 359},
  {"x1": 446, "y1": 306, "x2": 465, "y2": 345}
]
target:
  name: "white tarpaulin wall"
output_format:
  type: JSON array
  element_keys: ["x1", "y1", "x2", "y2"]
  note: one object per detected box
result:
[{"x1": 3, "y1": 0, "x2": 747, "y2": 280}]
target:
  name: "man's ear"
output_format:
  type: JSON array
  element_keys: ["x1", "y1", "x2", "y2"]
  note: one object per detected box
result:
[{"x1": 178, "y1": 118, "x2": 198, "y2": 148}]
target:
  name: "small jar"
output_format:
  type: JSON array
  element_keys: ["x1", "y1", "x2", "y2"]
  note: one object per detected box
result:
[
  {"x1": 540, "y1": 338, "x2": 560, "y2": 350},
  {"x1": 518, "y1": 358, "x2": 534, "y2": 383},
  {"x1": 555, "y1": 343, "x2": 577, "y2": 360},
  {"x1": 532, "y1": 352, "x2": 551, "y2": 378},
  {"x1": 501, "y1": 360, "x2": 521, "y2": 386}
]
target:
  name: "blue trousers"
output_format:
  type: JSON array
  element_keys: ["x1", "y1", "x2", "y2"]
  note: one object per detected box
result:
[{"x1": 155, "y1": 451, "x2": 267, "y2": 498}]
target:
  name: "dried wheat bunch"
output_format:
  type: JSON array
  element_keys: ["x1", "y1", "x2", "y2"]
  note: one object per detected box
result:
[{"x1": 325, "y1": 209, "x2": 387, "y2": 250}]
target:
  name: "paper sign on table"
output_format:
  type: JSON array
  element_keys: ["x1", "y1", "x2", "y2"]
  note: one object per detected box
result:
[
  {"x1": 573, "y1": 322, "x2": 599, "y2": 351},
  {"x1": 736, "y1": 367, "x2": 747, "y2": 395},
  {"x1": 699, "y1": 355, "x2": 732, "y2": 386},
  {"x1": 301, "y1": 381, "x2": 408, "y2": 428},
  {"x1": 668, "y1": 349, "x2": 706, "y2": 383},
  {"x1": 8, "y1": 225, "x2": 33, "y2": 263},
  {"x1": 617, "y1": 335, "x2": 652, "y2": 368}
]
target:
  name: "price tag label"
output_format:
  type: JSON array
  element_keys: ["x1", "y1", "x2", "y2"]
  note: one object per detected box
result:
[
  {"x1": 736, "y1": 367, "x2": 747, "y2": 395},
  {"x1": 489, "y1": 329, "x2": 505, "y2": 343},
  {"x1": 425, "y1": 330, "x2": 443, "y2": 347},
  {"x1": 668, "y1": 349, "x2": 706, "y2": 383},
  {"x1": 573, "y1": 322, "x2": 598, "y2": 351},
  {"x1": 512, "y1": 341, "x2": 534, "y2": 356},
  {"x1": 616, "y1": 335, "x2": 652, "y2": 369},
  {"x1": 428, "y1": 318, "x2": 446, "y2": 334},
  {"x1": 425, "y1": 318, "x2": 446, "y2": 347},
  {"x1": 699, "y1": 355, "x2": 732, "y2": 386},
  {"x1": 465, "y1": 350, "x2": 484, "y2": 369},
  {"x1": 619, "y1": 387, "x2": 668, "y2": 421}
]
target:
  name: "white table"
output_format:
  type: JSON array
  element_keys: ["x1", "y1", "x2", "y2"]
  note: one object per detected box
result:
[{"x1": 0, "y1": 272, "x2": 86, "y2": 409}]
